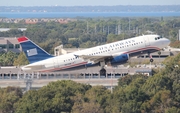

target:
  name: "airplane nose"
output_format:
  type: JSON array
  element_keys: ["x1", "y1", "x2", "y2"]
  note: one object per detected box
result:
[{"x1": 165, "y1": 38, "x2": 171, "y2": 46}]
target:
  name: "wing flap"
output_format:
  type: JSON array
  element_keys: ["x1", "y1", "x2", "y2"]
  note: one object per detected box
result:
[
  {"x1": 75, "y1": 51, "x2": 127, "y2": 63},
  {"x1": 78, "y1": 55, "x2": 112, "y2": 63}
]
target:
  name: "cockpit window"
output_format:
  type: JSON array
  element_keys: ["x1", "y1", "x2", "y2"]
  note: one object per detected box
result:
[{"x1": 155, "y1": 36, "x2": 163, "y2": 40}]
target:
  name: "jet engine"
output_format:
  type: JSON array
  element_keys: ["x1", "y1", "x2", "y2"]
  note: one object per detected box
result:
[{"x1": 110, "y1": 53, "x2": 129, "y2": 64}]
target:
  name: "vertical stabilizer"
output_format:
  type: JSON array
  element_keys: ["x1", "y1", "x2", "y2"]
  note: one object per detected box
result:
[{"x1": 17, "y1": 36, "x2": 54, "y2": 64}]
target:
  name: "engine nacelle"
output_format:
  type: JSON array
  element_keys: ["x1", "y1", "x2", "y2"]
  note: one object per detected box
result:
[{"x1": 110, "y1": 54, "x2": 129, "y2": 64}]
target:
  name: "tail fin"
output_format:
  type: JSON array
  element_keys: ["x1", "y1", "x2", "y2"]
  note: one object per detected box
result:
[{"x1": 17, "y1": 36, "x2": 54, "y2": 64}]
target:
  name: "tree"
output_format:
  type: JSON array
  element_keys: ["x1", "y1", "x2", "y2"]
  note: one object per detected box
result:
[
  {"x1": 13, "y1": 52, "x2": 29, "y2": 66},
  {"x1": 141, "y1": 90, "x2": 172, "y2": 113},
  {"x1": 0, "y1": 51, "x2": 18, "y2": 66},
  {"x1": 72, "y1": 93, "x2": 104, "y2": 113},
  {"x1": 72, "y1": 86, "x2": 110, "y2": 113},
  {"x1": 15, "y1": 80, "x2": 91, "y2": 113},
  {"x1": 0, "y1": 87, "x2": 22, "y2": 113}
]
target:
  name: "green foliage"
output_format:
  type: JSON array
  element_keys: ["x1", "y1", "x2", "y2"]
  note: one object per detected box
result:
[
  {"x1": 0, "y1": 51, "x2": 18, "y2": 66},
  {"x1": 1, "y1": 17, "x2": 179, "y2": 53},
  {"x1": 142, "y1": 73, "x2": 173, "y2": 96},
  {"x1": 110, "y1": 75, "x2": 149, "y2": 113},
  {"x1": 141, "y1": 90, "x2": 173, "y2": 113},
  {"x1": 15, "y1": 80, "x2": 91, "y2": 113},
  {"x1": 72, "y1": 86, "x2": 109, "y2": 113},
  {"x1": 118, "y1": 74, "x2": 148, "y2": 87},
  {"x1": 165, "y1": 107, "x2": 180, "y2": 113},
  {"x1": 0, "y1": 87, "x2": 22, "y2": 113},
  {"x1": 13, "y1": 52, "x2": 29, "y2": 66},
  {"x1": 170, "y1": 41, "x2": 180, "y2": 48}
]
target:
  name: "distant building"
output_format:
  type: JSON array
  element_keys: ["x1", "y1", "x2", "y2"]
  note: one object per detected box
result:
[
  {"x1": 0, "y1": 37, "x2": 22, "y2": 53},
  {"x1": 0, "y1": 18, "x2": 77, "y2": 24},
  {"x1": 0, "y1": 28, "x2": 27, "y2": 32},
  {"x1": 54, "y1": 45, "x2": 85, "y2": 56},
  {"x1": 25, "y1": 19, "x2": 39, "y2": 24}
]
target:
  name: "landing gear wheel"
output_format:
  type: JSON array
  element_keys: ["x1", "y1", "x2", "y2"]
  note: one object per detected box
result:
[
  {"x1": 150, "y1": 58, "x2": 154, "y2": 62},
  {"x1": 100, "y1": 68, "x2": 106, "y2": 76}
]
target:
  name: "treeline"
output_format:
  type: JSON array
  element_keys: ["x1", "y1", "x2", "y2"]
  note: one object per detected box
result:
[
  {"x1": 1, "y1": 53, "x2": 180, "y2": 113},
  {"x1": 0, "y1": 51, "x2": 28, "y2": 66},
  {"x1": 0, "y1": 17, "x2": 180, "y2": 54},
  {"x1": 1, "y1": 17, "x2": 180, "y2": 66}
]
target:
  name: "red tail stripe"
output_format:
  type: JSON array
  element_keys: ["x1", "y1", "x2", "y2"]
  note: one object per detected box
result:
[{"x1": 17, "y1": 36, "x2": 28, "y2": 42}]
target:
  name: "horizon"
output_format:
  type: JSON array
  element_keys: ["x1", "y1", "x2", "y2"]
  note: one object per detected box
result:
[
  {"x1": 0, "y1": 0, "x2": 179, "y2": 6},
  {"x1": 1, "y1": 5, "x2": 180, "y2": 7}
]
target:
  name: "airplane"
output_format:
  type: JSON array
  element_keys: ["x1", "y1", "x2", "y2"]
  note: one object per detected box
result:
[{"x1": 17, "y1": 34, "x2": 170, "y2": 75}]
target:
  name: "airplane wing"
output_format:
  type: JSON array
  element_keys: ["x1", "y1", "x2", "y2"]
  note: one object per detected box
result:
[
  {"x1": 75, "y1": 52, "x2": 126, "y2": 64},
  {"x1": 79, "y1": 55, "x2": 112, "y2": 63}
]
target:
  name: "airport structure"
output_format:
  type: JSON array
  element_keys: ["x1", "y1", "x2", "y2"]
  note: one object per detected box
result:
[
  {"x1": 0, "y1": 28, "x2": 27, "y2": 32},
  {"x1": 0, "y1": 37, "x2": 22, "y2": 53},
  {"x1": 0, "y1": 66, "x2": 152, "y2": 91}
]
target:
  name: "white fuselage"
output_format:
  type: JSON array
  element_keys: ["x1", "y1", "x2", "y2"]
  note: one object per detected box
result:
[{"x1": 22, "y1": 35, "x2": 170, "y2": 72}]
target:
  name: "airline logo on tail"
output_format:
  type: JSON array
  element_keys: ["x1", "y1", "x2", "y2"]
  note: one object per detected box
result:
[{"x1": 27, "y1": 48, "x2": 38, "y2": 56}]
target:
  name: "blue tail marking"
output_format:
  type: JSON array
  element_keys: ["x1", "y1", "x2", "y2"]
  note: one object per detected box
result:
[{"x1": 18, "y1": 36, "x2": 54, "y2": 64}]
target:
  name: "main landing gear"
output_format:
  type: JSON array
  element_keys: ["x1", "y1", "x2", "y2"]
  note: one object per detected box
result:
[
  {"x1": 148, "y1": 52, "x2": 154, "y2": 63},
  {"x1": 99, "y1": 61, "x2": 106, "y2": 76}
]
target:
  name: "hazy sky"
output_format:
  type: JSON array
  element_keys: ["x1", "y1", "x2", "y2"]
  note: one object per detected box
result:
[{"x1": 0, "y1": 0, "x2": 179, "y2": 6}]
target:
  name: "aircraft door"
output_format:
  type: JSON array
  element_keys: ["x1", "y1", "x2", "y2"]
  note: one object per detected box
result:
[{"x1": 144, "y1": 36, "x2": 150, "y2": 46}]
